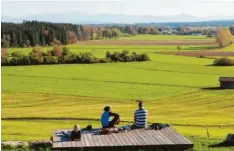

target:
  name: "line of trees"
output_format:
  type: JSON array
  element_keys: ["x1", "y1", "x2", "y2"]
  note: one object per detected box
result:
[
  {"x1": 105, "y1": 25, "x2": 159, "y2": 35},
  {"x1": 1, "y1": 46, "x2": 150, "y2": 66},
  {"x1": 1, "y1": 21, "x2": 123, "y2": 48},
  {"x1": 2, "y1": 20, "x2": 234, "y2": 48}
]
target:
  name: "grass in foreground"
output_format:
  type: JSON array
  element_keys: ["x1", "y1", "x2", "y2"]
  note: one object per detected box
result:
[
  {"x1": 2, "y1": 44, "x2": 234, "y2": 151},
  {"x1": 2, "y1": 91, "x2": 234, "y2": 151}
]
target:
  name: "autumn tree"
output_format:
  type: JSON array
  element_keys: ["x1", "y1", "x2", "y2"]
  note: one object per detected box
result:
[
  {"x1": 1, "y1": 48, "x2": 7, "y2": 57},
  {"x1": 216, "y1": 28, "x2": 233, "y2": 48},
  {"x1": 68, "y1": 31, "x2": 78, "y2": 44}
]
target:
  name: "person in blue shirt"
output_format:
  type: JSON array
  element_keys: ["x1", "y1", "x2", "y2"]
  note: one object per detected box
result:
[{"x1": 101, "y1": 106, "x2": 120, "y2": 128}]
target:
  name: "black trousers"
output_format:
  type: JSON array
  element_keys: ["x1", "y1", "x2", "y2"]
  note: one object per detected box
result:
[{"x1": 108, "y1": 114, "x2": 120, "y2": 128}]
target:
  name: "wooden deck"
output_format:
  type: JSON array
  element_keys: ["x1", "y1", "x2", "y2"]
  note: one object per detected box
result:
[{"x1": 52, "y1": 127, "x2": 193, "y2": 151}]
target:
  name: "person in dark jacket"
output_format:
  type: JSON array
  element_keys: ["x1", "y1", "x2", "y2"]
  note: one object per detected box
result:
[
  {"x1": 70, "y1": 124, "x2": 81, "y2": 141},
  {"x1": 101, "y1": 106, "x2": 120, "y2": 128}
]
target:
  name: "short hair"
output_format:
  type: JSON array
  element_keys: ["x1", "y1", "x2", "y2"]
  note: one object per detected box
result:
[
  {"x1": 136, "y1": 100, "x2": 143, "y2": 107},
  {"x1": 74, "y1": 124, "x2": 80, "y2": 130},
  {"x1": 104, "y1": 106, "x2": 111, "y2": 112}
]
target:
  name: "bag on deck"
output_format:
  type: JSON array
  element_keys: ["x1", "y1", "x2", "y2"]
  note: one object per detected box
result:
[{"x1": 150, "y1": 123, "x2": 170, "y2": 130}]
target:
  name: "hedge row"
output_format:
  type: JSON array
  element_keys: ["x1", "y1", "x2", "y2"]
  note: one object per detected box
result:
[
  {"x1": 213, "y1": 57, "x2": 234, "y2": 66},
  {"x1": 1, "y1": 49, "x2": 150, "y2": 66}
]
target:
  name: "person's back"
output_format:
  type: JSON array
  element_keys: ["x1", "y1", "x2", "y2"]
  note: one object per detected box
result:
[
  {"x1": 101, "y1": 106, "x2": 120, "y2": 128},
  {"x1": 101, "y1": 111, "x2": 110, "y2": 128},
  {"x1": 134, "y1": 101, "x2": 148, "y2": 128}
]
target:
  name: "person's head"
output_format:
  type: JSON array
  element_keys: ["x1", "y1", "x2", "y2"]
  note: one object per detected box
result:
[
  {"x1": 104, "y1": 105, "x2": 112, "y2": 112},
  {"x1": 74, "y1": 124, "x2": 80, "y2": 132},
  {"x1": 137, "y1": 100, "x2": 144, "y2": 109}
]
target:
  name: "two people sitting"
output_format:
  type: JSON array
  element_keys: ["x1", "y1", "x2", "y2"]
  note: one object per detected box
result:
[
  {"x1": 64, "y1": 101, "x2": 147, "y2": 141},
  {"x1": 100, "y1": 100, "x2": 148, "y2": 129}
]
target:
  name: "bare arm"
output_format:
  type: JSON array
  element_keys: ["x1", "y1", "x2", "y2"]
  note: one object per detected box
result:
[{"x1": 109, "y1": 112, "x2": 119, "y2": 118}]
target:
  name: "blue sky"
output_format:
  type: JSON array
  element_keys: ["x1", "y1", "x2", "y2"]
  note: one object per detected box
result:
[{"x1": 2, "y1": 0, "x2": 234, "y2": 18}]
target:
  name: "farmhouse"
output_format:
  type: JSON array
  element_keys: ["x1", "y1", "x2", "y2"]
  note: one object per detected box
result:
[
  {"x1": 190, "y1": 31, "x2": 203, "y2": 36},
  {"x1": 219, "y1": 77, "x2": 234, "y2": 89},
  {"x1": 171, "y1": 27, "x2": 179, "y2": 34},
  {"x1": 159, "y1": 27, "x2": 171, "y2": 35}
]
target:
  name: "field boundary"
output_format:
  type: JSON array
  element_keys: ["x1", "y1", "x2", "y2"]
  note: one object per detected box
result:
[
  {"x1": 159, "y1": 51, "x2": 234, "y2": 57},
  {"x1": 2, "y1": 73, "x2": 202, "y2": 88},
  {"x1": 2, "y1": 117, "x2": 234, "y2": 128},
  {"x1": 78, "y1": 40, "x2": 217, "y2": 45}
]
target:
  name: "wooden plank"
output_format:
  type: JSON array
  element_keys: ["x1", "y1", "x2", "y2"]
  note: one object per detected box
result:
[
  {"x1": 140, "y1": 129, "x2": 158, "y2": 145},
  {"x1": 94, "y1": 134, "x2": 102, "y2": 147},
  {"x1": 53, "y1": 129, "x2": 60, "y2": 142},
  {"x1": 101, "y1": 134, "x2": 109, "y2": 146},
  {"x1": 164, "y1": 127, "x2": 182, "y2": 144},
  {"x1": 82, "y1": 133, "x2": 89, "y2": 147},
  {"x1": 166, "y1": 127, "x2": 189, "y2": 144},
  {"x1": 128, "y1": 130, "x2": 141, "y2": 146},
  {"x1": 110, "y1": 132, "x2": 122, "y2": 146},
  {"x1": 105, "y1": 133, "x2": 115, "y2": 146},
  {"x1": 134, "y1": 129, "x2": 150, "y2": 145},
  {"x1": 120, "y1": 131, "x2": 132, "y2": 146},
  {"x1": 53, "y1": 130, "x2": 62, "y2": 148},
  {"x1": 157, "y1": 128, "x2": 175, "y2": 144},
  {"x1": 170, "y1": 127, "x2": 192, "y2": 144},
  {"x1": 124, "y1": 131, "x2": 137, "y2": 145},
  {"x1": 71, "y1": 140, "x2": 76, "y2": 148},
  {"x1": 52, "y1": 128, "x2": 193, "y2": 150},
  {"x1": 115, "y1": 133, "x2": 127, "y2": 146},
  {"x1": 149, "y1": 130, "x2": 164, "y2": 145}
]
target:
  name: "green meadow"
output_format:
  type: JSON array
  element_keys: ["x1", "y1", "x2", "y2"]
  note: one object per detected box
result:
[
  {"x1": 104, "y1": 34, "x2": 215, "y2": 41},
  {"x1": 2, "y1": 35, "x2": 234, "y2": 151},
  {"x1": 6, "y1": 45, "x2": 218, "y2": 57}
]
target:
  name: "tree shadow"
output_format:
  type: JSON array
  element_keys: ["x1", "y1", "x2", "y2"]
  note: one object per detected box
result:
[
  {"x1": 209, "y1": 141, "x2": 234, "y2": 148},
  {"x1": 205, "y1": 64, "x2": 234, "y2": 67},
  {"x1": 200, "y1": 87, "x2": 223, "y2": 90}
]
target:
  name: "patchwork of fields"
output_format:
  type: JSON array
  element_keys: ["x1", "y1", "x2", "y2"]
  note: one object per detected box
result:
[{"x1": 2, "y1": 35, "x2": 234, "y2": 151}]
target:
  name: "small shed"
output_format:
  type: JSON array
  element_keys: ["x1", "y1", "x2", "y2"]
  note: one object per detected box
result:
[{"x1": 219, "y1": 77, "x2": 234, "y2": 89}]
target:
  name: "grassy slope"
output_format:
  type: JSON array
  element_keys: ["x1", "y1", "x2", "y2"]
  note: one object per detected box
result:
[
  {"x1": 2, "y1": 53, "x2": 234, "y2": 149},
  {"x1": 2, "y1": 54, "x2": 234, "y2": 99},
  {"x1": 2, "y1": 37, "x2": 234, "y2": 150}
]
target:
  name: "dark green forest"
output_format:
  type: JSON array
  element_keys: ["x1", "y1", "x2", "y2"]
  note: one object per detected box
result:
[
  {"x1": 1, "y1": 21, "x2": 91, "y2": 47},
  {"x1": 1, "y1": 20, "x2": 234, "y2": 48}
]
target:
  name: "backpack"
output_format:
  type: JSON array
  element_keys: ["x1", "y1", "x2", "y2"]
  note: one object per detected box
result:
[{"x1": 150, "y1": 123, "x2": 170, "y2": 130}]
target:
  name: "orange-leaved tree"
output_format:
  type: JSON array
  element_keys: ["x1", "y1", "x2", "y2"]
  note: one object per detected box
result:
[{"x1": 216, "y1": 28, "x2": 233, "y2": 48}]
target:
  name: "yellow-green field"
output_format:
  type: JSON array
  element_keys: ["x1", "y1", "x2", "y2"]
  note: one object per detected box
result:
[
  {"x1": 2, "y1": 35, "x2": 234, "y2": 151},
  {"x1": 104, "y1": 34, "x2": 215, "y2": 41}
]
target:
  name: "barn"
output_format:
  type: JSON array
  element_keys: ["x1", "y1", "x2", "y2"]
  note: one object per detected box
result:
[{"x1": 219, "y1": 77, "x2": 234, "y2": 89}]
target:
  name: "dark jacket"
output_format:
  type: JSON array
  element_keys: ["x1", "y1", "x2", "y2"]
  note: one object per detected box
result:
[{"x1": 70, "y1": 130, "x2": 81, "y2": 141}]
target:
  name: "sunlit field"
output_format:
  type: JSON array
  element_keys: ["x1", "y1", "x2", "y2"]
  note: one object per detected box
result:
[
  {"x1": 2, "y1": 35, "x2": 234, "y2": 151},
  {"x1": 103, "y1": 34, "x2": 215, "y2": 41}
]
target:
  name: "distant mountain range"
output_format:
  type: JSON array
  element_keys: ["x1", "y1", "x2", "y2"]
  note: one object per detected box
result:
[{"x1": 2, "y1": 12, "x2": 234, "y2": 25}]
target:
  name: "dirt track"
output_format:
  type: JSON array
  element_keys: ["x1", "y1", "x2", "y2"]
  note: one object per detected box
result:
[
  {"x1": 165, "y1": 51, "x2": 234, "y2": 57},
  {"x1": 78, "y1": 40, "x2": 216, "y2": 45}
]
